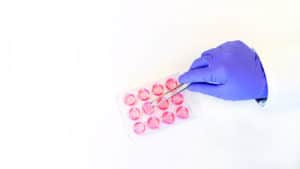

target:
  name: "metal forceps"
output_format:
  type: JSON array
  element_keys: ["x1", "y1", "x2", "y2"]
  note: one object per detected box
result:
[{"x1": 150, "y1": 83, "x2": 190, "y2": 105}]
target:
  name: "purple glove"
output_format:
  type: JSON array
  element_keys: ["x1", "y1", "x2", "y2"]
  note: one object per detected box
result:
[{"x1": 179, "y1": 40, "x2": 268, "y2": 100}]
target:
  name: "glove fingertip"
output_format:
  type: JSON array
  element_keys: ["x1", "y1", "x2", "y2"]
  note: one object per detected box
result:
[{"x1": 178, "y1": 73, "x2": 188, "y2": 84}]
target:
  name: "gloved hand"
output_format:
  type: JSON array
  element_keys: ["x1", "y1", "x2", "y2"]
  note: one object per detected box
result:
[{"x1": 179, "y1": 40, "x2": 268, "y2": 100}]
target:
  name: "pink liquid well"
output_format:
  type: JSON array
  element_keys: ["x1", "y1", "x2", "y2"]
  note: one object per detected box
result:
[
  {"x1": 137, "y1": 88, "x2": 150, "y2": 101},
  {"x1": 124, "y1": 94, "x2": 137, "y2": 106},
  {"x1": 157, "y1": 97, "x2": 169, "y2": 110},
  {"x1": 165, "y1": 78, "x2": 178, "y2": 91},
  {"x1": 171, "y1": 93, "x2": 184, "y2": 105},
  {"x1": 147, "y1": 116, "x2": 160, "y2": 129},
  {"x1": 161, "y1": 111, "x2": 175, "y2": 124},
  {"x1": 176, "y1": 106, "x2": 189, "y2": 119},
  {"x1": 142, "y1": 102, "x2": 155, "y2": 115},
  {"x1": 128, "y1": 107, "x2": 141, "y2": 120},
  {"x1": 152, "y1": 83, "x2": 164, "y2": 96},
  {"x1": 133, "y1": 122, "x2": 146, "y2": 134}
]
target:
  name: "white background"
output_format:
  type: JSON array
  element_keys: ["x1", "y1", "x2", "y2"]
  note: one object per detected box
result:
[{"x1": 1, "y1": 0, "x2": 300, "y2": 169}]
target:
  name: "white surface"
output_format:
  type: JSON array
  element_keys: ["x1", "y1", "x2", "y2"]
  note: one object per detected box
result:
[{"x1": 1, "y1": 0, "x2": 300, "y2": 169}]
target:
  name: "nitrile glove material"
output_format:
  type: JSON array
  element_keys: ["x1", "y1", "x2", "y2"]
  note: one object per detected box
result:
[{"x1": 179, "y1": 40, "x2": 268, "y2": 100}]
